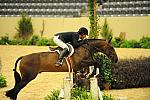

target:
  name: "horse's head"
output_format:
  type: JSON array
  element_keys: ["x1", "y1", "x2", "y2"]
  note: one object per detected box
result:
[
  {"x1": 102, "y1": 38, "x2": 118, "y2": 63},
  {"x1": 87, "y1": 38, "x2": 118, "y2": 63}
]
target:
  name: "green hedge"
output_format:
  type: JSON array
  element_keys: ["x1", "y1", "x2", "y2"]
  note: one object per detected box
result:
[
  {"x1": 112, "y1": 36, "x2": 150, "y2": 48},
  {"x1": 111, "y1": 57, "x2": 150, "y2": 89},
  {"x1": 0, "y1": 35, "x2": 56, "y2": 46},
  {"x1": 86, "y1": 55, "x2": 150, "y2": 89},
  {"x1": 0, "y1": 35, "x2": 150, "y2": 48}
]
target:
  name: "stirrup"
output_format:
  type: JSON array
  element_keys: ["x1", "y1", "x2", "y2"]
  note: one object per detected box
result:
[
  {"x1": 55, "y1": 61, "x2": 63, "y2": 67},
  {"x1": 55, "y1": 63, "x2": 62, "y2": 67}
]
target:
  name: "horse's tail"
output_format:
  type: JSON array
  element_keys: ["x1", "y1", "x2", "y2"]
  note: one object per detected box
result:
[{"x1": 13, "y1": 56, "x2": 23, "y2": 86}]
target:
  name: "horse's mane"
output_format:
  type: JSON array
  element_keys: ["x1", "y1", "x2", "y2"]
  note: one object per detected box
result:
[
  {"x1": 87, "y1": 39, "x2": 106, "y2": 42},
  {"x1": 49, "y1": 39, "x2": 107, "y2": 51},
  {"x1": 78, "y1": 39, "x2": 107, "y2": 50}
]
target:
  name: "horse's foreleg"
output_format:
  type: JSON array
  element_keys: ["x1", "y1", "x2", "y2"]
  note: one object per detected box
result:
[{"x1": 80, "y1": 59, "x2": 100, "y2": 78}]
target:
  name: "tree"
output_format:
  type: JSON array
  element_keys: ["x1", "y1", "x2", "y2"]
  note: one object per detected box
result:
[
  {"x1": 15, "y1": 13, "x2": 33, "y2": 39},
  {"x1": 88, "y1": 0, "x2": 108, "y2": 39},
  {"x1": 100, "y1": 18, "x2": 113, "y2": 40},
  {"x1": 88, "y1": 0, "x2": 99, "y2": 39}
]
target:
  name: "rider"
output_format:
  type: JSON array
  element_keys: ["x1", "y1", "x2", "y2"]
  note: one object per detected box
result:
[{"x1": 53, "y1": 27, "x2": 88, "y2": 66}]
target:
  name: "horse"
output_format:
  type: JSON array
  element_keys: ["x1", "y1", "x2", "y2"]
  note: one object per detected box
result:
[{"x1": 6, "y1": 38, "x2": 118, "y2": 100}]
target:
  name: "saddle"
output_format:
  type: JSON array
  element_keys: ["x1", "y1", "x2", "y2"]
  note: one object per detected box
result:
[
  {"x1": 49, "y1": 43, "x2": 74, "y2": 57},
  {"x1": 49, "y1": 43, "x2": 74, "y2": 72}
]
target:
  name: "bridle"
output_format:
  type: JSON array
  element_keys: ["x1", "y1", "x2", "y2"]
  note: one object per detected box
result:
[
  {"x1": 81, "y1": 41, "x2": 103, "y2": 61},
  {"x1": 81, "y1": 40, "x2": 113, "y2": 61},
  {"x1": 81, "y1": 40, "x2": 104, "y2": 53}
]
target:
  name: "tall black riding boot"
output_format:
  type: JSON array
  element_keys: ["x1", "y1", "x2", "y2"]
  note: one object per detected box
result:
[{"x1": 55, "y1": 48, "x2": 69, "y2": 66}]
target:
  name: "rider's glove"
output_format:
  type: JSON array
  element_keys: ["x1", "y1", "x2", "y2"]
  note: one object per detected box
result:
[{"x1": 83, "y1": 39, "x2": 88, "y2": 44}]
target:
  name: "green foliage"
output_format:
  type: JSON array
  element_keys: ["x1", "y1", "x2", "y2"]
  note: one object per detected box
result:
[
  {"x1": 30, "y1": 37, "x2": 56, "y2": 46},
  {"x1": 45, "y1": 87, "x2": 114, "y2": 100},
  {"x1": 0, "y1": 35, "x2": 56, "y2": 46},
  {"x1": 0, "y1": 74, "x2": 7, "y2": 88},
  {"x1": 36, "y1": 38, "x2": 50, "y2": 46},
  {"x1": 29, "y1": 35, "x2": 40, "y2": 45},
  {"x1": 100, "y1": 18, "x2": 113, "y2": 40},
  {"x1": 111, "y1": 57, "x2": 150, "y2": 89},
  {"x1": 94, "y1": 53, "x2": 112, "y2": 85},
  {"x1": 0, "y1": 35, "x2": 9, "y2": 45},
  {"x1": 18, "y1": 39, "x2": 30, "y2": 45},
  {"x1": 16, "y1": 13, "x2": 33, "y2": 39},
  {"x1": 112, "y1": 36, "x2": 150, "y2": 48},
  {"x1": 49, "y1": 38, "x2": 56, "y2": 46},
  {"x1": 44, "y1": 90, "x2": 60, "y2": 100},
  {"x1": 8, "y1": 39, "x2": 19, "y2": 45},
  {"x1": 71, "y1": 87, "x2": 92, "y2": 100},
  {"x1": 1, "y1": 35, "x2": 149, "y2": 48},
  {"x1": 120, "y1": 40, "x2": 141, "y2": 48},
  {"x1": 139, "y1": 36, "x2": 150, "y2": 48},
  {"x1": 88, "y1": 0, "x2": 99, "y2": 39},
  {"x1": 112, "y1": 37, "x2": 122, "y2": 47},
  {"x1": 103, "y1": 94, "x2": 114, "y2": 100}
]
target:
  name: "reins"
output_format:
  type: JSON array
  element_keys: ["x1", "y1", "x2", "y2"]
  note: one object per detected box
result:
[
  {"x1": 81, "y1": 40, "x2": 103, "y2": 53},
  {"x1": 81, "y1": 41, "x2": 102, "y2": 61}
]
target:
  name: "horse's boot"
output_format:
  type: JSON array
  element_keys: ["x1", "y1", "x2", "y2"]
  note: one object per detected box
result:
[{"x1": 55, "y1": 48, "x2": 69, "y2": 67}]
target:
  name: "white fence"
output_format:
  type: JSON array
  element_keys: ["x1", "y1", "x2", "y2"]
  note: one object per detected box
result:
[{"x1": 59, "y1": 66, "x2": 103, "y2": 100}]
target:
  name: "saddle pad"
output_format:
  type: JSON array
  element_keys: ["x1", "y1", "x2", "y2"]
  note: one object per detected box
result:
[{"x1": 49, "y1": 43, "x2": 74, "y2": 57}]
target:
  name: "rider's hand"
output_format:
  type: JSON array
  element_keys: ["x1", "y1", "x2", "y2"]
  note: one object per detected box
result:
[{"x1": 83, "y1": 39, "x2": 88, "y2": 44}]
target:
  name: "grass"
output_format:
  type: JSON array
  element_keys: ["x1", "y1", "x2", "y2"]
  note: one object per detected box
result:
[
  {"x1": 44, "y1": 87, "x2": 115, "y2": 100},
  {"x1": 0, "y1": 74, "x2": 7, "y2": 88}
]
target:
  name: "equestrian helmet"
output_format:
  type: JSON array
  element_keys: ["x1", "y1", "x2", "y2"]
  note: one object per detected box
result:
[{"x1": 78, "y1": 27, "x2": 88, "y2": 35}]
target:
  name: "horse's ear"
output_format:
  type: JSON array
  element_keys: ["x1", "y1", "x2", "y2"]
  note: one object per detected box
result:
[{"x1": 108, "y1": 37, "x2": 112, "y2": 43}]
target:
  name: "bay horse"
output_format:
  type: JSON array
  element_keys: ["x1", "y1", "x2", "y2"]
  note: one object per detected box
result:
[{"x1": 6, "y1": 38, "x2": 118, "y2": 100}]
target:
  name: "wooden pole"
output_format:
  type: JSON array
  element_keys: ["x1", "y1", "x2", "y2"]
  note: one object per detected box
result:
[
  {"x1": 0, "y1": 58, "x2": 2, "y2": 73},
  {"x1": 90, "y1": 77, "x2": 99, "y2": 100},
  {"x1": 64, "y1": 77, "x2": 72, "y2": 100},
  {"x1": 94, "y1": 0, "x2": 97, "y2": 35}
]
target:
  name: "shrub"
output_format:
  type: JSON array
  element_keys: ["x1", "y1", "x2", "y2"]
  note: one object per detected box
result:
[
  {"x1": 45, "y1": 87, "x2": 114, "y2": 100},
  {"x1": 18, "y1": 39, "x2": 30, "y2": 45},
  {"x1": 139, "y1": 36, "x2": 150, "y2": 49},
  {"x1": 88, "y1": 0, "x2": 99, "y2": 39},
  {"x1": 0, "y1": 74, "x2": 7, "y2": 88},
  {"x1": 8, "y1": 39, "x2": 19, "y2": 45},
  {"x1": 0, "y1": 35, "x2": 57, "y2": 46},
  {"x1": 94, "y1": 53, "x2": 112, "y2": 86},
  {"x1": 71, "y1": 87, "x2": 92, "y2": 100},
  {"x1": 49, "y1": 38, "x2": 56, "y2": 46},
  {"x1": 36, "y1": 38, "x2": 56, "y2": 46},
  {"x1": 29, "y1": 35, "x2": 40, "y2": 45},
  {"x1": 100, "y1": 18, "x2": 113, "y2": 40},
  {"x1": 37, "y1": 38, "x2": 50, "y2": 46},
  {"x1": 112, "y1": 37, "x2": 123, "y2": 48},
  {"x1": 112, "y1": 36, "x2": 150, "y2": 48},
  {"x1": 44, "y1": 90, "x2": 60, "y2": 100},
  {"x1": 15, "y1": 13, "x2": 33, "y2": 39},
  {"x1": 111, "y1": 57, "x2": 150, "y2": 89},
  {"x1": 103, "y1": 94, "x2": 114, "y2": 100},
  {"x1": 120, "y1": 40, "x2": 141, "y2": 48},
  {"x1": 0, "y1": 35, "x2": 9, "y2": 45}
]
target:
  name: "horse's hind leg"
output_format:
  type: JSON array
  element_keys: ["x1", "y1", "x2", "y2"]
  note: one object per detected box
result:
[
  {"x1": 10, "y1": 72, "x2": 38, "y2": 100},
  {"x1": 6, "y1": 71, "x2": 22, "y2": 98}
]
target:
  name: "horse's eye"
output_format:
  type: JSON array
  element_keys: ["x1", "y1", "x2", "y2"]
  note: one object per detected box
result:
[{"x1": 110, "y1": 47, "x2": 113, "y2": 49}]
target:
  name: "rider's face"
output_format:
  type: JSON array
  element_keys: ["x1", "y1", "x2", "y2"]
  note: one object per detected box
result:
[{"x1": 79, "y1": 34, "x2": 86, "y2": 39}]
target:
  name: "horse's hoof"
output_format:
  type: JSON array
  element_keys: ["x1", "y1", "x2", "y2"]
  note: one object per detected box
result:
[{"x1": 6, "y1": 90, "x2": 13, "y2": 97}]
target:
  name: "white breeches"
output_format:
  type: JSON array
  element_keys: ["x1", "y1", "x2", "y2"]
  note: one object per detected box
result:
[{"x1": 53, "y1": 35, "x2": 69, "y2": 50}]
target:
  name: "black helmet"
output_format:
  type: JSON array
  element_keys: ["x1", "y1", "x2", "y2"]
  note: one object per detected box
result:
[{"x1": 78, "y1": 27, "x2": 88, "y2": 35}]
